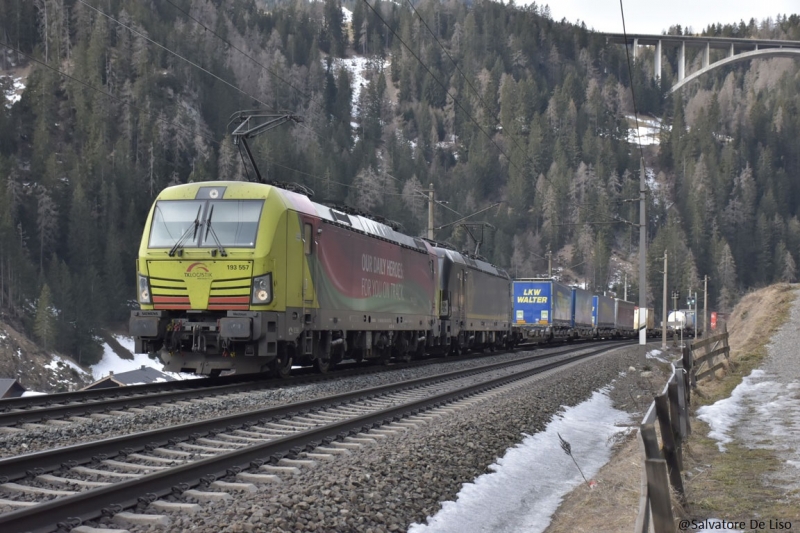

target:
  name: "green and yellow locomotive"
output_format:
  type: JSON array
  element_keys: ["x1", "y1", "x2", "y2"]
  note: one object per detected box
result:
[{"x1": 131, "y1": 181, "x2": 444, "y2": 376}]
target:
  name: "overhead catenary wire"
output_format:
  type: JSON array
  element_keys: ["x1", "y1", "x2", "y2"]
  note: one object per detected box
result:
[
  {"x1": 359, "y1": 0, "x2": 526, "y2": 178},
  {"x1": 397, "y1": 0, "x2": 629, "y2": 233},
  {"x1": 0, "y1": 40, "x2": 221, "y2": 151},
  {"x1": 77, "y1": 0, "x2": 276, "y2": 112},
  {"x1": 618, "y1": 0, "x2": 647, "y2": 167},
  {"x1": 403, "y1": 0, "x2": 530, "y2": 171},
  {"x1": 73, "y1": 0, "x2": 358, "y2": 193},
  {"x1": 163, "y1": 0, "x2": 310, "y2": 102}
]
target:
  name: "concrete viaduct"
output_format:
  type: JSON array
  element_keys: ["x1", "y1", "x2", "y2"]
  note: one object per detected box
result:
[{"x1": 602, "y1": 33, "x2": 800, "y2": 92}]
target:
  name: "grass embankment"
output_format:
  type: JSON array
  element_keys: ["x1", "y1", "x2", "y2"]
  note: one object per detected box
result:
[{"x1": 684, "y1": 283, "x2": 800, "y2": 524}]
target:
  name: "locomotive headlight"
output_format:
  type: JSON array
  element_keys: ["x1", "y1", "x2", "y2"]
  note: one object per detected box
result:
[
  {"x1": 251, "y1": 274, "x2": 273, "y2": 305},
  {"x1": 138, "y1": 274, "x2": 152, "y2": 304}
]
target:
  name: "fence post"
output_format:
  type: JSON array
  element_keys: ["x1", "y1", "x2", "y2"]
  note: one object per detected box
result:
[
  {"x1": 654, "y1": 393, "x2": 684, "y2": 495},
  {"x1": 645, "y1": 458, "x2": 676, "y2": 533},
  {"x1": 667, "y1": 381, "x2": 684, "y2": 474},
  {"x1": 681, "y1": 346, "x2": 694, "y2": 384},
  {"x1": 675, "y1": 367, "x2": 691, "y2": 437},
  {"x1": 634, "y1": 433, "x2": 652, "y2": 533}
]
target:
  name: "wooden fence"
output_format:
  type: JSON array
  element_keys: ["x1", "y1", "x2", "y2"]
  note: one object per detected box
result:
[{"x1": 634, "y1": 326, "x2": 731, "y2": 533}]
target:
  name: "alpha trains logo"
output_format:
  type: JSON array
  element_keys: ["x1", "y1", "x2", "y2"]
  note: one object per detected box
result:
[{"x1": 185, "y1": 262, "x2": 212, "y2": 279}]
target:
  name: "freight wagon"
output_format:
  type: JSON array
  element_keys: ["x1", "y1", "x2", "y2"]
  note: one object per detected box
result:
[
  {"x1": 592, "y1": 294, "x2": 616, "y2": 337},
  {"x1": 614, "y1": 299, "x2": 636, "y2": 337},
  {"x1": 512, "y1": 279, "x2": 573, "y2": 340},
  {"x1": 571, "y1": 287, "x2": 594, "y2": 337}
]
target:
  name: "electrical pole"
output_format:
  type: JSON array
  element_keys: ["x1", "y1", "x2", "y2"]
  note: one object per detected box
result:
[
  {"x1": 427, "y1": 183, "x2": 435, "y2": 240},
  {"x1": 662, "y1": 251, "x2": 668, "y2": 350},
  {"x1": 546, "y1": 250, "x2": 552, "y2": 278},
  {"x1": 624, "y1": 272, "x2": 627, "y2": 301},
  {"x1": 703, "y1": 275, "x2": 708, "y2": 338},
  {"x1": 639, "y1": 162, "x2": 647, "y2": 346}
]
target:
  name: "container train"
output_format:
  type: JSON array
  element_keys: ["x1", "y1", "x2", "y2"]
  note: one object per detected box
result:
[
  {"x1": 510, "y1": 279, "x2": 654, "y2": 340},
  {"x1": 130, "y1": 181, "x2": 646, "y2": 377}
]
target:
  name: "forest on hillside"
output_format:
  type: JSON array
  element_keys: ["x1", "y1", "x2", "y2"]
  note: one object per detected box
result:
[{"x1": 1, "y1": 0, "x2": 799, "y2": 363}]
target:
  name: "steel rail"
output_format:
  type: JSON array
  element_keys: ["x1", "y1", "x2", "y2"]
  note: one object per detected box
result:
[
  {"x1": 0, "y1": 335, "x2": 609, "y2": 413},
  {"x1": 0, "y1": 339, "x2": 623, "y2": 427},
  {"x1": 0, "y1": 342, "x2": 624, "y2": 481},
  {"x1": 0, "y1": 351, "x2": 496, "y2": 426},
  {"x1": 0, "y1": 343, "x2": 624, "y2": 533}
]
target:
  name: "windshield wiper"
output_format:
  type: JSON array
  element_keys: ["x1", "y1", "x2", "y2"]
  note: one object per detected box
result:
[
  {"x1": 204, "y1": 205, "x2": 228, "y2": 257},
  {"x1": 168, "y1": 205, "x2": 202, "y2": 257}
]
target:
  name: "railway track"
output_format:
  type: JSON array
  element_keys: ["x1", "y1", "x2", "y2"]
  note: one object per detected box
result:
[
  {"x1": 0, "y1": 339, "x2": 617, "y2": 428},
  {"x1": 0, "y1": 341, "x2": 629, "y2": 533}
]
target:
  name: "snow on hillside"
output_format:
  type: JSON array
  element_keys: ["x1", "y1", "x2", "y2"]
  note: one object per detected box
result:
[
  {"x1": 626, "y1": 115, "x2": 662, "y2": 146},
  {"x1": 324, "y1": 55, "x2": 389, "y2": 118},
  {"x1": 1, "y1": 75, "x2": 25, "y2": 108},
  {"x1": 92, "y1": 335, "x2": 200, "y2": 381}
]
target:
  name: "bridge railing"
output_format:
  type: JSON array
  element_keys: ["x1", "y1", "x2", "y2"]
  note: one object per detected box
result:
[{"x1": 633, "y1": 326, "x2": 730, "y2": 533}]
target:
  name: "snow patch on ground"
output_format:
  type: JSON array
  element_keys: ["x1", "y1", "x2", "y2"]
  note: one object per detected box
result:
[
  {"x1": 698, "y1": 363, "x2": 800, "y2": 488},
  {"x1": 92, "y1": 336, "x2": 200, "y2": 381},
  {"x1": 408, "y1": 388, "x2": 632, "y2": 533},
  {"x1": 696, "y1": 369, "x2": 769, "y2": 452},
  {"x1": 646, "y1": 349, "x2": 670, "y2": 364},
  {"x1": 45, "y1": 354, "x2": 90, "y2": 377}
]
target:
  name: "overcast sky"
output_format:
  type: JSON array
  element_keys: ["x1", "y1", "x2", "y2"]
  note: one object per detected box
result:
[{"x1": 516, "y1": 1, "x2": 798, "y2": 35}]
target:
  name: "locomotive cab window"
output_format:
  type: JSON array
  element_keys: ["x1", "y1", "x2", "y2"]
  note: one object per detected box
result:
[
  {"x1": 303, "y1": 223, "x2": 313, "y2": 255},
  {"x1": 148, "y1": 199, "x2": 263, "y2": 249},
  {"x1": 203, "y1": 200, "x2": 263, "y2": 247}
]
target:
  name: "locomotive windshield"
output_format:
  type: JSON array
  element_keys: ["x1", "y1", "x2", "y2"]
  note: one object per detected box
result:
[{"x1": 149, "y1": 199, "x2": 264, "y2": 249}]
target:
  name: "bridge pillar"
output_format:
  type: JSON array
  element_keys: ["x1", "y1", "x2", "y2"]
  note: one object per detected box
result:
[
  {"x1": 729, "y1": 43, "x2": 735, "y2": 57},
  {"x1": 654, "y1": 40, "x2": 662, "y2": 81},
  {"x1": 633, "y1": 38, "x2": 638, "y2": 62},
  {"x1": 678, "y1": 41, "x2": 685, "y2": 81},
  {"x1": 702, "y1": 43, "x2": 710, "y2": 68}
]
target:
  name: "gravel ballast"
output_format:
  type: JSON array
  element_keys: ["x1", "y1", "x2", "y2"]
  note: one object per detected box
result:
[
  {"x1": 0, "y1": 345, "x2": 609, "y2": 458},
  {"x1": 87, "y1": 343, "x2": 672, "y2": 533}
]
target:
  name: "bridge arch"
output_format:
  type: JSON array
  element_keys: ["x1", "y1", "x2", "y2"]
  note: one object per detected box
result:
[{"x1": 671, "y1": 48, "x2": 800, "y2": 93}]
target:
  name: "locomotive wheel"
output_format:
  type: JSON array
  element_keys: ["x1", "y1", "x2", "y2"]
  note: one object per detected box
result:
[
  {"x1": 315, "y1": 357, "x2": 331, "y2": 374},
  {"x1": 272, "y1": 352, "x2": 293, "y2": 379},
  {"x1": 376, "y1": 347, "x2": 390, "y2": 366}
]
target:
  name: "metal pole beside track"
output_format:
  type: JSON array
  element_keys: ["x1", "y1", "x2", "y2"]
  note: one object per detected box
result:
[
  {"x1": 428, "y1": 183, "x2": 435, "y2": 240},
  {"x1": 639, "y1": 162, "x2": 647, "y2": 347},
  {"x1": 662, "y1": 251, "x2": 668, "y2": 350},
  {"x1": 703, "y1": 276, "x2": 708, "y2": 338}
]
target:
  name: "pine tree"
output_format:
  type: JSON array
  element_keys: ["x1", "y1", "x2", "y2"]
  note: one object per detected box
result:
[
  {"x1": 34, "y1": 283, "x2": 56, "y2": 351},
  {"x1": 780, "y1": 250, "x2": 796, "y2": 283},
  {"x1": 716, "y1": 241, "x2": 738, "y2": 312}
]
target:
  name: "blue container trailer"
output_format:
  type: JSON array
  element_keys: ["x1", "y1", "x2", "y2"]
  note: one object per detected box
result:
[
  {"x1": 571, "y1": 287, "x2": 594, "y2": 335},
  {"x1": 513, "y1": 280, "x2": 572, "y2": 339}
]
